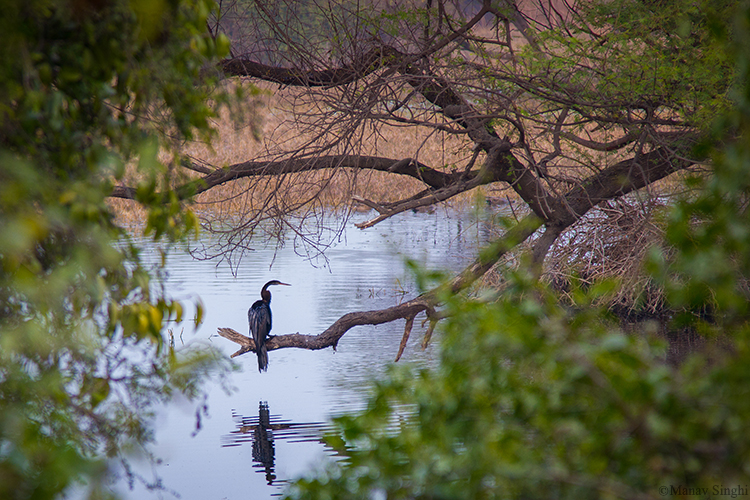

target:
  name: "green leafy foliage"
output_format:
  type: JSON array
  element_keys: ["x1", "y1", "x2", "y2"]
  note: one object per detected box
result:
[
  {"x1": 239, "y1": 0, "x2": 362, "y2": 63},
  {"x1": 0, "y1": 1, "x2": 233, "y2": 498},
  {"x1": 284, "y1": 3, "x2": 750, "y2": 499},
  {"x1": 518, "y1": 0, "x2": 734, "y2": 130},
  {"x1": 646, "y1": 3, "x2": 750, "y2": 332},
  {"x1": 286, "y1": 273, "x2": 750, "y2": 499}
]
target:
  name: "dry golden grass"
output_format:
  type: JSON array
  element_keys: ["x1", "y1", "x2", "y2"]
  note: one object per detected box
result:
[
  {"x1": 109, "y1": 82, "x2": 512, "y2": 230},
  {"x1": 176, "y1": 84, "x2": 510, "y2": 214}
]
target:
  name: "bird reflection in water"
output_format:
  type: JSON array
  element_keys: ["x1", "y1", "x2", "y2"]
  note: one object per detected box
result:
[
  {"x1": 222, "y1": 401, "x2": 334, "y2": 489},
  {"x1": 252, "y1": 402, "x2": 276, "y2": 484}
]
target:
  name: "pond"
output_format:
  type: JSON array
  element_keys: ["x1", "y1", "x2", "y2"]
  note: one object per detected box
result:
[{"x1": 108, "y1": 205, "x2": 505, "y2": 500}]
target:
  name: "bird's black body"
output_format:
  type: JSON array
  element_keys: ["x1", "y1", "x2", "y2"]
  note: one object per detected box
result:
[{"x1": 248, "y1": 280, "x2": 290, "y2": 372}]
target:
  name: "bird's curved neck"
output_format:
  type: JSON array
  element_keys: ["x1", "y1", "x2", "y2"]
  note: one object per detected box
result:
[{"x1": 261, "y1": 289, "x2": 271, "y2": 303}]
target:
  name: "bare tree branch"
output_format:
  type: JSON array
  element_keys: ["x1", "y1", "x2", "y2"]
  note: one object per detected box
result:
[
  {"x1": 191, "y1": 0, "x2": 717, "y2": 359},
  {"x1": 219, "y1": 46, "x2": 401, "y2": 87},
  {"x1": 559, "y1": 130, "x2": 640, "y2": 152},
  {"x1": 218, "y1": 298, "x2": 431, "y2": 358},
  {"x1": 111, "y1": 155, "x2": 461, "y2": 201}
]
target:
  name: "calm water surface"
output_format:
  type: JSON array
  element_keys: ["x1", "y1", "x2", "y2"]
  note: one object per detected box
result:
[{"x1": 110, "y1": 207, "x2": 502, "y2": 500}]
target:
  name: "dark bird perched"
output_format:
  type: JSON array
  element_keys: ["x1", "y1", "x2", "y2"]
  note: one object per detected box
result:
[{"x1": 248, "y1": 280, "x2": 290, "y2": 372}]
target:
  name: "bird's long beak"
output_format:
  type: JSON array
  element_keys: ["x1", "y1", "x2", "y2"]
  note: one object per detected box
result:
[{"x1": 278, "y1": 282, "x2": 291, "y2": 286}]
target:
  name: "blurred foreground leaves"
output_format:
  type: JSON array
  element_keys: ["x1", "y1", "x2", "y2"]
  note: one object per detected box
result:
[{"x1": 0, "y1": 1, "x2": 233, "y2": 498}]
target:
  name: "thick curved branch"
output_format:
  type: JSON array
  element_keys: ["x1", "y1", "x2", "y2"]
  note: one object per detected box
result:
[
  {"x1": 110, "y1": 155, "x2": 461, "y2": 200},
  {"x1": 530, "y1": 140, "x2": 698, "y2": 264},
  {"x1": 559, "y1": 142, "x2": 697, "y2": 226},
  {"x1": 219, "y1": 46, "x2": 401, "y2": 87},
  {"x1": 559, "y1": 130, "x2": 640, "y2": 152},
  {"x1": 111, "y1": 148, "x2": 555, "y2": 227},
  {"x1": 218, "y1": 298, "x2": 431, "y2": 358},
  {"x1": 219, "y1": 0, "x2": 492, "y2": 87}
]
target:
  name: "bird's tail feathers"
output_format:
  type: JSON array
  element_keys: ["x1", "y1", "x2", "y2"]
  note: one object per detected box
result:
[{"x1": 257, "y1": 344, "x2": 269, "y2": 372}]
